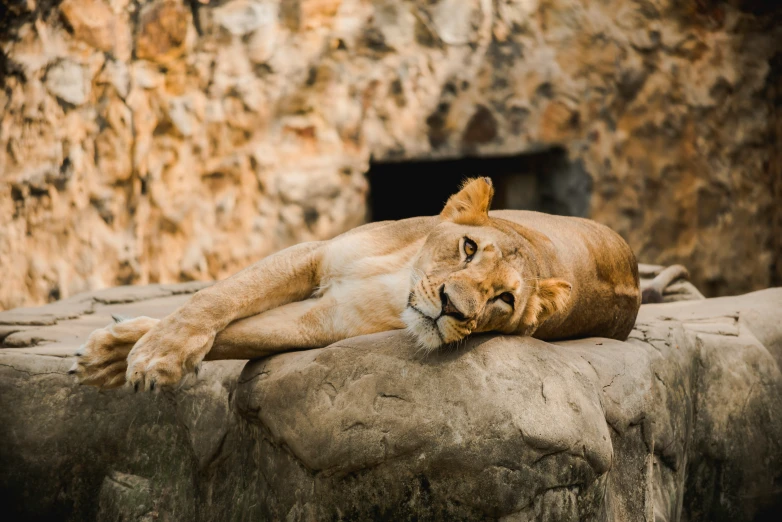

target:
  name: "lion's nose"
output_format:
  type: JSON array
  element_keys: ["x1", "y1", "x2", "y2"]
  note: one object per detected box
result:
[{"x1": 440, "y1": 285, "x2": 466, "y2": 321}]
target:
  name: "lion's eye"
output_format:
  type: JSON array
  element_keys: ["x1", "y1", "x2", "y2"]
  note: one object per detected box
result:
[
  {"x1": 499, "y1": 292, "x2": 515, "y2": 306},
  {"x1": 463, "y1": 238, "x2": 477, "y2": 260}
]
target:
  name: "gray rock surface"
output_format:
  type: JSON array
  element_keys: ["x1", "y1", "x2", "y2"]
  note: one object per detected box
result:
[
  {"x1": 638, "y1": 263, "x2": 705, "y2": 302},
  {"x1": 1, "y1": 283, "x2": 781, "y2": 521}
]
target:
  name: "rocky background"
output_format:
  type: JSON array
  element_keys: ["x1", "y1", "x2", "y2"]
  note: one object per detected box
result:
[{"x1": 1, "y1": 0, "x2": 781, "y2": 310}]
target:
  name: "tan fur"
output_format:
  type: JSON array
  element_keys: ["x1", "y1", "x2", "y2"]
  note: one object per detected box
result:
[
  {"x1": 72, "y1": 178, "x2": 641, "y2": 391},
  {"x1": 521, "y1": 279, "x2": 572, "y2": 331},
  {"x1": 440, "y1": 176, "x2": 495, "y2": 225}
]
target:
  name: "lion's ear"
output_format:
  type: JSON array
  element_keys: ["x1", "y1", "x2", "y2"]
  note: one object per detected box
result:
[
  {"x1": 440, "y1": 177, "x2": 494, "y2": 225},
  {"x1": 522, "y1": 278, "x2": 572, "y2": 329}
]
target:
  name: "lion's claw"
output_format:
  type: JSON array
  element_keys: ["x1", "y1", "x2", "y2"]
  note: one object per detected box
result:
[
  {"x1": 71, "y1": 316, "x2": 159, "y2": 389},
  {"x1": 124, "y1": 322, "x2": 214, "y2": 392}
]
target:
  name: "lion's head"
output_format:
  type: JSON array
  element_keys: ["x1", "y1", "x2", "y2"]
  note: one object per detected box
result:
[{"x1": 402, "y1": 177, "x2": 572, "y2": 351}]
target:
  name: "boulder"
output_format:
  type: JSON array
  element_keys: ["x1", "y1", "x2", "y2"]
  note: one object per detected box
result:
[{"x1": 1, "y1": 283, "x2": 780, "y2": 521}]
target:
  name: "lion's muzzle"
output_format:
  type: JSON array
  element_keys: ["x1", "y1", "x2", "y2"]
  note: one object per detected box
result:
[{"x1": 439, "y1": 285, "x2": 467, "y2": 321}]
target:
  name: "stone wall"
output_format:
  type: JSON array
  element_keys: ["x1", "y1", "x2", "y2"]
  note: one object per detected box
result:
[{"x1": 1, "y1": 0, "x2": 780, "y2": 310}]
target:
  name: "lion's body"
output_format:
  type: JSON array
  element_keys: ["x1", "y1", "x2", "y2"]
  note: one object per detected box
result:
[
  {"x1": 489, "y1": 211, "x2": 640, "y2": 340},
  {"x1": 72, "y1": 179, "x2": 642, "y2": 391},
  {"x1": 286, "y1": 210, "x2": 639, "y2": 344}
]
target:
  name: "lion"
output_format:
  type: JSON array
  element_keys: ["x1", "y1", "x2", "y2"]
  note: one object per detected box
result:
[{"x1": 71, "y1": 177, "x2": 641, "y2": 391}]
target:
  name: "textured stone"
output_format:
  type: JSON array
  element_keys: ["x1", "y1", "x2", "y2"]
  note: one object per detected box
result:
[
  {"x1": 44, "y1": 60, "x2": 89, "y2": 105},
  {"x1": 214, "y1": 0, "x2": 277, "y2": 37},
  {"x1": 60, "y1": 0, "x2": 117, "y2": 52},
  {"x1": 135, "y1": 0, "x2": 191, "y2": 64},
  {"x1": 97, "y1": 472, "x2": 156, "y2": 522},
  {"x1": 1, "y1": 1, "x2": 780, "y2": 311},
  {"x1": 0, "y1": 284, "x2": 780, "y2": 520}
]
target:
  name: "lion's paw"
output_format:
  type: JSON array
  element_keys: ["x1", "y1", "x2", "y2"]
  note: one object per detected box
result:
[
  {"x1": 70, "y1": 316, "x2": 160, "y2": 389},
  {"x1": 125, "y1": 323, "x2": 214, "y2": 392}
]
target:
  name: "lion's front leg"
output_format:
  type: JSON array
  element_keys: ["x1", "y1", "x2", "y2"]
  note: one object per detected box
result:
[
  {"x1": 123, "y1": 299, "x2": 342, "y2": 390},
  {"x1": 123, "y1": 241, "x2": 325, "y2": 391},
  {"x1": 70, "y1": 316, "x2": 160, "y2": 388},
  {"x1": 204, "y1": 298, "x2": 344, "y2": 360}
]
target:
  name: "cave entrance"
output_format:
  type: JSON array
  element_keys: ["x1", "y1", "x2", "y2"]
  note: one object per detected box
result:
[{"x1": 366, "y1": 148, "x2": 592, "y2": 222}]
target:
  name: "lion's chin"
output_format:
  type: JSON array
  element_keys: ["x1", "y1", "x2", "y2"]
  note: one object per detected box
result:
[{"x1": 401, "y1": 307, "x2": 444, "y2": 352}]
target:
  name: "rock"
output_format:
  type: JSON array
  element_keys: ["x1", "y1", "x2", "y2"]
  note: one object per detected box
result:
[
  {"x1": 97, "y1": 472, "x2": 156, "y2": 522},
  {"x1": 431, "y1": 0, "x2": 483, "y2": 45},
  {"x1": 135, "y1": 0, "x2": 191, "y2": 64},
  {"x1": 215, "y1": 0, "x2": 277, "y2": 37},
  {"x1": 166, "y1": 95, "x2": 195, "y2": 137},
  {"x1": 60, "y1": 0, "x2": 117, "y2": 52},
  {"x1": 0, "y1": 283, "x2": 780, "y2": 520},
  {"x1": 44, "y1": 60, "x2": 89, "y2": 106},
  {"x1": 98, "y1": 59, "x2": 131, "y2": 99},
  {"x1": 0, "y1": 1, "x2": 780, "y2": 311},
  {"x1": 462, "y1": 105, "x2": 499, "y2": 146},
  {"x1": 247, "y1": 22, "x2": 279, "y2": 64}
]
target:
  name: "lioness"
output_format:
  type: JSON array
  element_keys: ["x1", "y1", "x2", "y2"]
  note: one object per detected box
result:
[{"x1": 72, "y1": 178, "x2": 641, "y2": 391}]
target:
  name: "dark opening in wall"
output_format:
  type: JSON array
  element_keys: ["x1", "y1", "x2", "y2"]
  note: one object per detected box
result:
[{"x1": 366, "y1": 148, "x2": 592, "y2": 222}]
